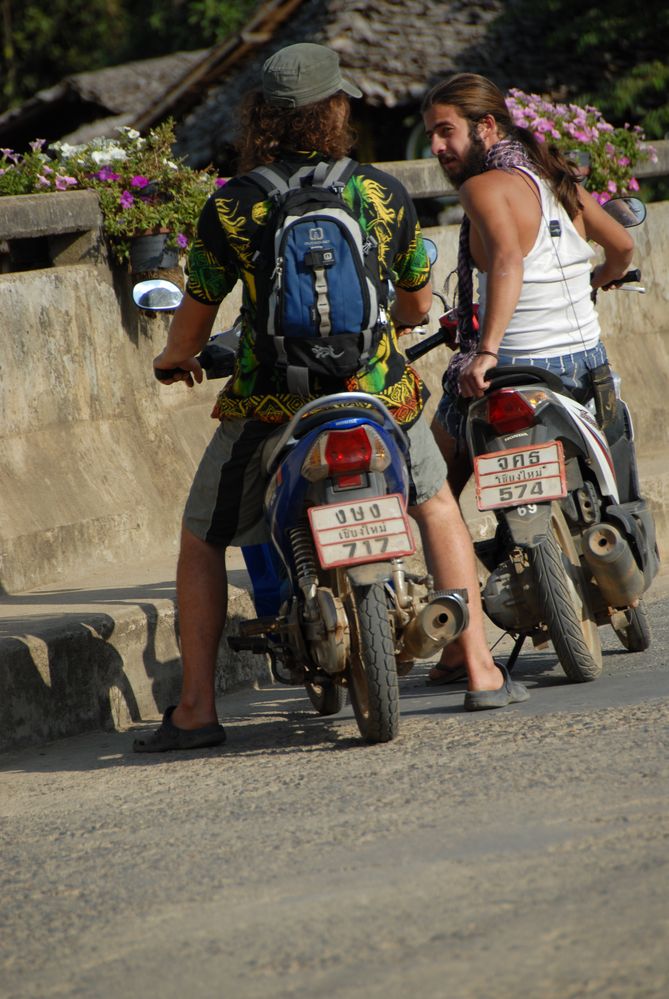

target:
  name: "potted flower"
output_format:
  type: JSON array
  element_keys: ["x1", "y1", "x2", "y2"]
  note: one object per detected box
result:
[
  {"x1": 0, "y1": 119, "x2": 223, "y2": 267},
  {"x1": 505, "y1": 89, "x2": 657, "y2": 203}
]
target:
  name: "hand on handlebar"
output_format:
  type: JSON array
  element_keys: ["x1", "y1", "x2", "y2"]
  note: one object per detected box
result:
[
  {"x1": 458, "y1": 352, "x2": 498, "y2": 399},
  {"x1": 153, "y1": 352, "x2": 203, "y2": 387}
]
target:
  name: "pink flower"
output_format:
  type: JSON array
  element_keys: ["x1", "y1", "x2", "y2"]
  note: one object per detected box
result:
[
  {"x1": 177, "y1": 233, "x2": 189, "y2": 248},
  {"x1": 131, "y1": 175, "x2": 150, "y2": 189},
  {"x1": 628, "y1": 177, "x2": 640, "y2": 191},
  {"x1": 215, "y1": 177, "x2": 228, "y2": 188},
  {"x1": 55, "y1": 175, "x2": 77, "y2": 190},
  {"x1": 593, "y1": 191, "x2": 611, "y2": 205},
  {"x1": 607, "y1": 180, "x2": 618, "y2": 194},
  {"x1": 119, "y1": 190, "x2": 134, "y2": 209},
  {"x1": 95, "y1": 167, "x2": 120, "y2": 182}
]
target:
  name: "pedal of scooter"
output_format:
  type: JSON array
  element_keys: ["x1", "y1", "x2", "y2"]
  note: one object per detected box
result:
[{"x1": 227, "y1": 635, "x2": 271, "y2": 654}]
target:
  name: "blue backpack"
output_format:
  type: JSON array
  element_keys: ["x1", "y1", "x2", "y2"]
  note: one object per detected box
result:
[{"x1": 248, "y1": 157, "x2": 388, "y2": 393}]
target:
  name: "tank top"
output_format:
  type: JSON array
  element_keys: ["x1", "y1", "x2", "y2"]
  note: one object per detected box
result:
[{"x1": 477, "y1": 167, "x2": 600, "y2": 357}]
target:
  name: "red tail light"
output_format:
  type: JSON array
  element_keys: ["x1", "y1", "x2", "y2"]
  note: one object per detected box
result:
[
  {"x1": 486, "y1": 390, "x2": 537, "y2": 434},
  {"x1": 323, "y1": 427, "x2": 372, "y2": 474}
]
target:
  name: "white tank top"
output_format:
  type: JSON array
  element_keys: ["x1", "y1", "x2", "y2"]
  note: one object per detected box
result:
[{"x1": 477, "y1": 167, "x2": 600, "y2": 356}]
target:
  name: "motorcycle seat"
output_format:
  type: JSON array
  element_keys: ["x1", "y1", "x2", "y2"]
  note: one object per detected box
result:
[{"x1": 484, "y1": 365, "x2": 576, "y2": 399}]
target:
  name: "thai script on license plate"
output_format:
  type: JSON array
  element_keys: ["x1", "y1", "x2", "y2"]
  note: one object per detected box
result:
[
  {"x1": 474, "y1": 441, "x2": 567, "y2": 511},
  {"x1": 308, "y1": 493, "x2": 415, "y2": 569}
]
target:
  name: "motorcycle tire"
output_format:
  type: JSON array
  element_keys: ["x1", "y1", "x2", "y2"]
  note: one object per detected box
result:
[
  {"x1": 304, "y1": 679, "x2": 346, "y2": 716},
  {"x1": 531, "y1": 505, "x2": 603, "y2": 682},
  {"x1": 612, "y1": 599, "x2": 652, "y2": 652},
  {"x1": 347, "y1": 582, "x2": 399, "y2": 743}
]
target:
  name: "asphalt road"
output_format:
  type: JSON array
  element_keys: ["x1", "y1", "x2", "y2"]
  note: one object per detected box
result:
[{"x1": 1, "y1": 585, "x2": 668, "y2": 999}]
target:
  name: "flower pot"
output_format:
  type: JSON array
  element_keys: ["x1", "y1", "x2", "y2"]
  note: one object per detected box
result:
[{"x1": 129, "y1": 232, "x2": 178, "y2": 273}]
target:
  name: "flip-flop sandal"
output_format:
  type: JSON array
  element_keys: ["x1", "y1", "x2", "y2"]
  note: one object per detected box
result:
[
  {"x1": 133, "y1": 706, "x2": 227, "y2": 753},
  {"x1": 464, "y1": 662, "x2": 529, "y2": 712},
  {"x1": 425, "y1": 663, "x2": 468, "y2": 686}
]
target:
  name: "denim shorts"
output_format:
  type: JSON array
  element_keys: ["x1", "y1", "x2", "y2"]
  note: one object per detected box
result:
[{"x1": 436, "y1": 341, "x2": 609, "y2": 443}]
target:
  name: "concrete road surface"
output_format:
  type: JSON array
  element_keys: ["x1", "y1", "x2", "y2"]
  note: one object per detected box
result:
[{"x1": 1, "y1": 584, "x2": 668, "y2": 999}]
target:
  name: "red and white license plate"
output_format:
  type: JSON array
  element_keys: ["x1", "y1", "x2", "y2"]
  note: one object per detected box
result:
[
  {"x1": 474, "y1": 441, "x2": 567, "y2": 511},
  {"x1": 308, "y1": 493, "x2": 415, "y2": 569}
]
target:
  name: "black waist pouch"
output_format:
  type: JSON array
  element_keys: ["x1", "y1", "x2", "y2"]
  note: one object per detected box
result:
[{"x1": 589, "y1": 362, "x2": 618, "y2": 430}]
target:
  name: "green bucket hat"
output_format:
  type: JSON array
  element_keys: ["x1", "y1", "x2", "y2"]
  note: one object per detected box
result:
[{"x1": 262, "y1": 42, "x2": 362, "y2": 109}]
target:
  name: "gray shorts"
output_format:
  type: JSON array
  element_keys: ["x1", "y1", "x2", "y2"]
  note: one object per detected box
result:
[{"x1": 184, "y1": 412, "x2": 448, "y2": 547}]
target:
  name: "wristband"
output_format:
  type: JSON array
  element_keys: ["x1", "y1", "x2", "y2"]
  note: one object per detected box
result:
[{"x1": 475, "y1": 349, "x2": 498, "y2": 359}]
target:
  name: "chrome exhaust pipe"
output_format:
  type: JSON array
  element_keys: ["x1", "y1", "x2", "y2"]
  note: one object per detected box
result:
[
  {"x1": 582, "y1": 523, "x2": 645, "y2": 608},
  {"x1": 397, "y1": 590, "x2": 469, "y2": 662}
]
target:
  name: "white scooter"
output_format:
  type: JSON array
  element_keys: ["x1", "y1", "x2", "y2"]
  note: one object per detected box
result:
[{"x1": 406, "y1": 196, "x2": 659, "y2": 681}]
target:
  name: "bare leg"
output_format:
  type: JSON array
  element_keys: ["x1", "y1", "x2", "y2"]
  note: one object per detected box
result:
[
  {"x1": 430, "y1": 414, "x2": 471, "y2": 502},
  {"x1": 410, "y1": 482, "x2": 502, "y2": 692},
  {"x1": 171, "y1": 525, "x2": 228, "y2": 730}
]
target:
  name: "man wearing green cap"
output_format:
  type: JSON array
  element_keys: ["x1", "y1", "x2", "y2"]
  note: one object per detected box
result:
[{"x1": 134, "y1": 43, "x2": 527, "y2": 752}]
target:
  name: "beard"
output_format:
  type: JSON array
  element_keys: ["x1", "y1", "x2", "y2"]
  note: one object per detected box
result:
[{"x1": 440, "y1": 127, "x2": 488, "y2": 188}]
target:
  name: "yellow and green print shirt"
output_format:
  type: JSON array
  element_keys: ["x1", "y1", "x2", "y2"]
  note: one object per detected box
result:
[{"x1": 186, "y1": 153, "x2": 431, "y2": 426}]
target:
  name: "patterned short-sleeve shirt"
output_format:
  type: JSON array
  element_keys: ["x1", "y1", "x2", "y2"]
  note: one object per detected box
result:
[{"x1": 186, "y1": 152, "x2": 431, "y2": 426}]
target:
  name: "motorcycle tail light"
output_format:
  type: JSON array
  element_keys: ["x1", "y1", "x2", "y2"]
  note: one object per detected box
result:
[
  {"x1": 302, "y1": 426, "x2": 390, "y2": 481},
  {"x1": 485, "y1": 389, "x2": 538, "y2": 434}
]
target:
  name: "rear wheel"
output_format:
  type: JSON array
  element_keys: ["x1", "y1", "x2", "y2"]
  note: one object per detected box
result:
[
  {"x1": 346, "y1": 583, "x2": 399, "y2": 743},
  {"x1": 305, "y1": 678, "x2": 346, "y2": 716},
  {"x1": 612, "y1": 600, "x2": 652, "y2": 652},
  {"x1": 531, "y1": 504, "x2": 602, "y2": 682}
]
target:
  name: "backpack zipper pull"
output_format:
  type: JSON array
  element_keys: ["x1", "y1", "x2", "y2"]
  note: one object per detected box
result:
[{"x1": 272, "y1": 256, "x2": 284, "y2": 288}]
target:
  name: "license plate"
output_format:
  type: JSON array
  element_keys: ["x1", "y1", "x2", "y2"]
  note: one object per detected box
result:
[
  {"x1": 308, "y1": 494, "x2": 415, "y2": 569},
  {"x1": 474, "y1": 441, "x2": 567, "y2": 511}
]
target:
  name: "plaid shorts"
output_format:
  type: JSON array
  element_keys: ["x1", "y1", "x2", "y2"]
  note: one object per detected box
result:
[{"x1": 436, "y1": 341, "x2": 609, "y2": 444}]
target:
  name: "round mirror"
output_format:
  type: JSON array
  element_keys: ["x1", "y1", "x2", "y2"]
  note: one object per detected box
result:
[
  {"x1": 602, "y1": 196, "x2": 647, "y2": 228},
  {"x1": 132, "y1": 279, "x2": 183, "y2": 311},
  {"x1": 423, "y1": 237, "x2": 439, "y2": 265}
]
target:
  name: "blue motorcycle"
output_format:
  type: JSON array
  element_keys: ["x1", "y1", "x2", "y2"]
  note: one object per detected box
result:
[{"x1": 134, "y1": 282, "x2": 469, "y2": 743}]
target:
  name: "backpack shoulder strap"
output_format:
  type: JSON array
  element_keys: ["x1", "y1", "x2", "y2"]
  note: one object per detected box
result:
[
  {"x1": 247, "y1": 163, "x2": 290, "y2": 199},
  {"x1": 320, "y1": 156, "x2": 358, "y2": 189}
]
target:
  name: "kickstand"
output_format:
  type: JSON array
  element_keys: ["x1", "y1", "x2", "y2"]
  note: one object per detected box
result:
[{"x1": 505, "y1": 634, "x2": 525, "y2": 674}]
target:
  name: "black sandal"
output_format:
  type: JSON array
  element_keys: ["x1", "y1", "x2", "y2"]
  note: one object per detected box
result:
[{"x1": 133, "y1": 706, "x2": 227, "y2": 753}]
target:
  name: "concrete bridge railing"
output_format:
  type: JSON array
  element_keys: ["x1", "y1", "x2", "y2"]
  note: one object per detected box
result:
[{"x1": 1, "y1": 181, "x2": 667, "y2": 596}]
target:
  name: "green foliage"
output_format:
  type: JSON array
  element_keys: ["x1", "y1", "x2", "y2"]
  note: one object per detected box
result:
[
  {"x1": 491, "y1": 0, "x2": 669, "y2": 140},
  {"x1": 0, "y1": 0, "x2": 260, "y2": 111}
]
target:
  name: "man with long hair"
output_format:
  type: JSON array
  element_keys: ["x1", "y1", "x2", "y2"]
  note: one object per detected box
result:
[
  {"x1": 421, "y1": 72, "x2": 635, "y2": 685},
  {"x1": 134, "y1": 48, "x2": 528, "y2": 751}
]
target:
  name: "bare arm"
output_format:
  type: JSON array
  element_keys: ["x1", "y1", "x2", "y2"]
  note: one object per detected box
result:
[
  {"x1": 153, "y1": 294, "x2": 220, "y2": 386},
  {"x1": 579, "y1": 189, "x2": 635, "y2": 290},
  {"x1": 458, "y1": 173, "x2": 525, "y2": 397},
  {"x1": 392, "y1": 282, "x2": 434, "y2": 335}
]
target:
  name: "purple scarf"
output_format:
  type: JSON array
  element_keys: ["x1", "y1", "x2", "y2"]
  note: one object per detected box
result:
[{"x1": 444, "y1": 139, "x2": 535, "y2": 396}]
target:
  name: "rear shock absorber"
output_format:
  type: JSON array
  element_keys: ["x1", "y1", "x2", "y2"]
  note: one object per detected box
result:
[{"x1": 288, "y1": 522, "x2": 319, "y2": 606}]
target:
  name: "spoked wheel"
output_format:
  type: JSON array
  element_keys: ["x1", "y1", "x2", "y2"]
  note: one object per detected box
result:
[
  {"x1": 612, "y1": 599, "x2": 652, "y2": 652},
  {"x1": 304, "y1": 678, "x2": 346, "y2": 716},
  {"x1": 531, "y1": 503, "x2": 602, "y2": 682},
  {"x1": 346, "y1": 582, "x2": 399, "y2": 743}
]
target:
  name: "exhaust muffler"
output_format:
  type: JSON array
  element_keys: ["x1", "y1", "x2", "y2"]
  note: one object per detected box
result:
[
  {"x1": 396, "y1": 590, "x2": 469, "y2": 662},
  {"x1": 582, "y1": 523, "x2": 645, "y2": 608}
]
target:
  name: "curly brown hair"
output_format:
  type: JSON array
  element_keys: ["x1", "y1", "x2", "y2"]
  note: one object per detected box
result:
[{"x1": 235, "y1": 91, "x2": 356, "y2": 172}]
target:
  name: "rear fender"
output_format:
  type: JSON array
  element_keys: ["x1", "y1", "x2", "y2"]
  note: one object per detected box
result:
[{"x1": 498, "y1": 503, "x2": 552, "y2": 547}]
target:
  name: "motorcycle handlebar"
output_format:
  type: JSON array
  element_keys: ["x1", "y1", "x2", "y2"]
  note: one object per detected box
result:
[
  {"x1": 604, "y1": 268, "x2": 641, "y2": 289},
  {"x1": 405, "y1": 327, "x2": 451, "y2": 363}
]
